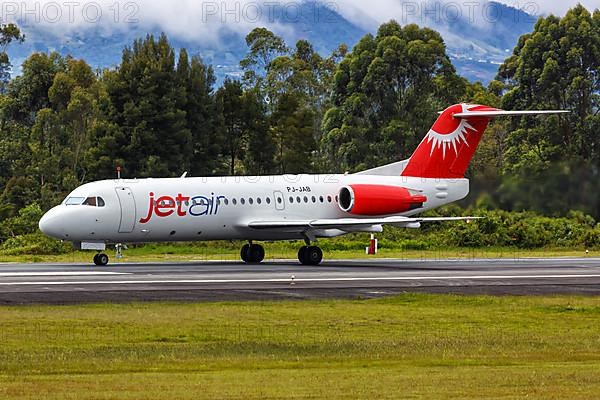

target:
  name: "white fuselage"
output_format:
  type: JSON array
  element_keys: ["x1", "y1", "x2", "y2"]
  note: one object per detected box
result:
[{"x1": 39, "y1": 174, "x2": 469, "y2": 244}]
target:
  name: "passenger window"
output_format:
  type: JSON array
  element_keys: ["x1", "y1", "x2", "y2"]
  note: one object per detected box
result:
[
  {"x1": 327, "y1": 196, "x2": 332, "y2": 203},
  {"x1": 249, "y1": 198, "x2": 254, "y2": 205},
  {"x1": 257, "y1": 198, "x2": 262, "y2": 205},
  {"x1": 241, "y1": 198, "x2": 246, "y2": 205},
  {"x1": 232, "y1": 198, "x2": 237, "y2": 205},
  {"x1": 161, "y1": 199, "x2": 175, "y2": 207},
  {"x1": 319, "y1": 196, "x2": 324, "y2": 203},
  {"x1": 304, "y1": 196, "x2": 308, "y2": 203},
  {"x1": 266, "y1": 198, "x2": 271, "y2": 205},
  {"x1": 289, "y1": 197, "x2": 294, "y2": 203},
  {"x1": 224, "y1": 199, "x2": 229, "y2": 206},
  {"x1": 296, "y1": 196, "x2": 301, "y2": 203}
]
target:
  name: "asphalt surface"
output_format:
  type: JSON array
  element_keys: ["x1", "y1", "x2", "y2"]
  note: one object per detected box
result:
[{"x1": 1, "y1": 257, "x2": 600, "y2": 304}]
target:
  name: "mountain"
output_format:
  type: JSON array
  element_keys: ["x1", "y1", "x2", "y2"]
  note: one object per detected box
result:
[
  {"x1": 6, "y1": 1, "x2": 537, "y2": 85},
  {"x1": 436, "y1": 1, "x2": 538, "y2": 82}
]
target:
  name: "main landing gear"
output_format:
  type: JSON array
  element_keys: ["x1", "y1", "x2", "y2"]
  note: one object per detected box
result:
[
  {"x1": 93, "y1": 253, "x2": 109, "y2": 266},
  {"x1": 241, "y1": 243, "x2": 265, "y2": 264},
  {"x1": 298, "y1": 245, "x2": 323, "y2": 266},
  {"x1": 239, "y1": 241, "x2": 324, "y2": 266}
]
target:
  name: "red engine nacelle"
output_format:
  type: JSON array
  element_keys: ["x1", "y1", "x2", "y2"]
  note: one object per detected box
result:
[{"x1": 338, "y1": 185, "x2": 427, "y2": 216}]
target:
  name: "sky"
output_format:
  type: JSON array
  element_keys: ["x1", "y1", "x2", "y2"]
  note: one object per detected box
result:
[
  {"x1": 494, "y1": 0, "x2": 599, "y2": 16},
  {"x1": 328, "y1": 0, "x2": 599, "y2": 31},
  {"x1": 1, "y1": 0, "x2": 598, "y2": 41}
]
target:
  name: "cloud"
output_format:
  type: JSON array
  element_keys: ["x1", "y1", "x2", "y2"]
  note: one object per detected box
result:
[
  {"x1": 493, "y1": 0, "x2": 599, "y2": 16},
  {"x1": 1, "y1": 1, "x2": 301, "y2": 42},
  {"x1": 331, "y1": 0, "x2": 599, "y2": 31},
  {"x1": 1, "y1": 0, "x2": 597, "y2": 44}
]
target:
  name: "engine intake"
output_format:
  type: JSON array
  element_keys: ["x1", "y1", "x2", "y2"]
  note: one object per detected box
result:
[{"x1": 338, "y1": 185, "x2": 427, "y2": 216}]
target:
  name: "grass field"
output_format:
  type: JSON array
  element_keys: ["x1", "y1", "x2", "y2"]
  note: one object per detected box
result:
[
  {"x1": 0, "y1": 241, "x2": 597, "y2": 264},
  {"x1": 1, "y1": 294, "x2": 600, "y2": 399}
]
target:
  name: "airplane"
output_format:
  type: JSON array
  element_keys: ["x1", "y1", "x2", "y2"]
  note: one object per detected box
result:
[{"x1": 38, "y1": 104, "x2": 567, "y2": 266}]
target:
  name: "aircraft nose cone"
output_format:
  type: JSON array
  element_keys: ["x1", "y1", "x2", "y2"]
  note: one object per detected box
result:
[{"x1": 39, "y1": 208, "x2": 64, "y2": 239}]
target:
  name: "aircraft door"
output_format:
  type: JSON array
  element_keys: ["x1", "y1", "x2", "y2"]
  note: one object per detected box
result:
[
  {"x1": 115, "y1": 187, "x2": 136, "y2": 233},
  {"x1": 273, "y1": 191, "x2": 285, "y2": 211}
]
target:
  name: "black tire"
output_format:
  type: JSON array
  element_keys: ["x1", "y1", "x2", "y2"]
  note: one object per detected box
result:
[
  {"x1": 248, "y1": 244, "x2": 265, "y2": 264},
  {"x1": 306, "y1": 246, "x2": 323, "y2": 265},
  {"x1": 298, "y1": 246, "x2": 309, "y2": 265},
  {"x1": 93, "y1": 254, "x2": 100, "y2": 265},
  {"x1": 96, "y1": 253, "x2": 109, "y2": 266},
  {"x1": 240, "y1": 244, "x2": 250, "y2": 263}
]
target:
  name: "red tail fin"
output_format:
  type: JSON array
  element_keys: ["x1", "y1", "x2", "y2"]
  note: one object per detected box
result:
[{"x1": 401, "y1": 104, "x2": 496, "y2": 179}]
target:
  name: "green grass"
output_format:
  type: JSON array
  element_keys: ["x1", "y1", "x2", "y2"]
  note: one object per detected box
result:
[
  {"x1": 1, "y1": 294, "x2": 600, "y2": 398},
  {"x1": 0, "y1": 241, "x2": 597, "y2": 264}
]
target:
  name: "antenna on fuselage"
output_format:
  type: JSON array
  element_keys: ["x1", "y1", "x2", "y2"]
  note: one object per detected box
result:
[
  {"x1": 117, "y1": 166, "x2": 121, "y2": 180},
  {"x1": 181, "y1": 172, "x2": 188, "y2": 178}
]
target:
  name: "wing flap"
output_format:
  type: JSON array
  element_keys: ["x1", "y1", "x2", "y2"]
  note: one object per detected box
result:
[{"x1": 247, "y1": 216, "x2": 481, "y2": 230}]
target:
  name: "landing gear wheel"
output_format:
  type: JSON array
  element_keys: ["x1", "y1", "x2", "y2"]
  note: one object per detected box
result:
[
  {"x1": 249, "y1": 244, "x2": 265, "y2": 263},
  {"x1": 298, "y1": 246, "x2": 323, "y2": 266},
  {"x1": 241, "y1": 244, "x2": 265, "y2": 264},
  {"x1": 94, "y1": 253, "x2": 109, "y2": 266},
  {"x1": 298, "y1": 246, "x2": 308, "y2": 264},
  {"x1": 240, "y1": 244, "x2": 250, "y2": 263}
]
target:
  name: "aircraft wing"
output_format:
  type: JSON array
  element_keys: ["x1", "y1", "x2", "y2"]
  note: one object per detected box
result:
[{"x1": 247, "y1": 216, "x2": 480, "y2": 230}]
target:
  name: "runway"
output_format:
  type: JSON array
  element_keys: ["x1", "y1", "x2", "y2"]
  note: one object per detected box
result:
[{"x1": 1, "y1": 257, "x2": 600, "y2": 304}]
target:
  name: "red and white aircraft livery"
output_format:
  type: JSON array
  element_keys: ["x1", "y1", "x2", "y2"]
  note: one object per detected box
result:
[{"x1": 39, "y1": 104, "x2": 566, "y2": 266}]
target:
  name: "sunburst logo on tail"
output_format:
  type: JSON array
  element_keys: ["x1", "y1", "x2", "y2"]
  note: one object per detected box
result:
[{"x1": 425, "y1": 104, "x2": 477, "y2": 159}]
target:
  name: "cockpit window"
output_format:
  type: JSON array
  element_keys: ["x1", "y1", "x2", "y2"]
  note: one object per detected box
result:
[
  {"x1": 83, "y1": 197, "x2": 97, "y2": 206},
  {"x1": 65, "y1": 197, "x2": 85, "y2": 205},
  {"x1": 82, "y1": 197, "x2": 106, "y2": 207}
]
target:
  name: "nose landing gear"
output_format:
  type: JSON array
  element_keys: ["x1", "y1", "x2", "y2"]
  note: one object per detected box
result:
[{"x1": 241, "y1": 243, "x2": 265, "y2": 264}]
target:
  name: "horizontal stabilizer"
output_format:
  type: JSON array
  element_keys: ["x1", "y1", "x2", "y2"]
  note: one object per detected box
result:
[
  {"x1": 451, "y1": 110, "x2": 569, "y2": 118},
  {"x1": 402, "y1": 104, "x2": 569, "y2": 179}
]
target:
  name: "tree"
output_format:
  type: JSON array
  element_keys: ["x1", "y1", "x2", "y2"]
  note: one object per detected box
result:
[
  {"x1": 0, "y1": 23, "x2": 25, "y2": 92},
  {"x1": 497, "y1": 5, "x2": 600, "y2": 216},
  {"x1": 106, "y1": 34, "x2": 192, "y2": 177},
  {"x1": 7, "y1": 52, "x2": 66, "y2": 125},
  {"x1": 322, "y1": 21, "x2": 466, "y2": 172},
  {"x1": 271, "y1": 93, "x2": 316, "y2": 174},
  {"x1": 185, "y1": 52, "x2": 222, "y2": 176},
  {"x1": 26, "y1": 58, "x2": 115, "y2": 206},
  {"x1": 240, "y1": 27, "x2": 288, "y2": 88},
  {"x1": 216, "y1": 78, "x2": 244, "y2": 175},
  {"x1": 242, "y1": 88, "x2": 276, "y2": 175}
]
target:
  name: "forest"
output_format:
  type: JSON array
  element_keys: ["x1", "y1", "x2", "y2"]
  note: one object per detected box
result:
[{"x1": 0, "y1": 5, "x2": 598, "y2": 251}]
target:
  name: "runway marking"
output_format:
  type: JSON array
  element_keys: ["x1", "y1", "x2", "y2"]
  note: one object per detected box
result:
[
  {"x1": 0, "y1": 272, "x2": 130, "y2": 277},
  {"x1": 2, "y1": 274, "x2": 600, "y2": 286}
]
